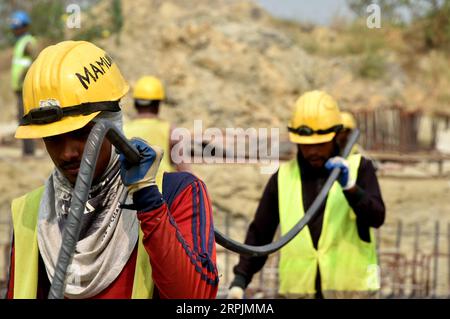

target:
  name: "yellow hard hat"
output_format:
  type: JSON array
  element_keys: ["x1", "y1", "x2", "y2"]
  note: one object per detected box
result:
[
  {"x1": 288, "y1": 90, "x2": 342, "y2": 144},
  {"x1": 133, "y1": 76, "x2": 165, "y2": 101},
  {"x1": 15, "y1": 41, "x2": 129, "y2": 139},
  {"x1": 341, "y1": 111, "x2": 357, "y2": 130}
]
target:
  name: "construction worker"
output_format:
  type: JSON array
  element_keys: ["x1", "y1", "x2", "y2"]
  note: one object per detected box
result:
[
  {"x1": 6, "y1": 41, "x2": 218, "y2": 299},
  {"x1": 10, "y1": 10, "x2": 38, "y2": 157},
  {"x1": 124, "y1": 76, "x2": 191, "y2": 188},
  {"x1": 337, "y1": 111, "x2": 359, "y2": 154},
  {"x1": 228, "y1": 90, "x2": 385, "y2": 299}
]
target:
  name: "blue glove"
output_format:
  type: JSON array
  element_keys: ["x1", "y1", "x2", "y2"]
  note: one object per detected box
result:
[
  {"x1": 118, "y1": 138, "x2": 163, "y2": 194},
  {"x1": 325, "y1": 156, "x2": 355, "y2": 190}
]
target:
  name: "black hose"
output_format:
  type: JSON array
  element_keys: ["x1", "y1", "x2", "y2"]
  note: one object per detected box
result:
[
  {"x1": 48, "y1": 120, "x2": 140, "y2": 299},
  {"x1": 214, "y1": 129, "x2": 360, "y2": 256},
  {"x1": 48, "y1": 119, "x2": 358, "y2": 298}
]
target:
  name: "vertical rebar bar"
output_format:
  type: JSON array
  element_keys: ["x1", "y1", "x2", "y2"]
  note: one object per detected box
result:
[
  {"x1": 374, "y1": 108, "x2": 379, "y2": 149},
  {"x1": 433, "y1": 221, "x2": 440, "y2": 297},
  {"x1": 362, "y1": 112, "x2": 367, "y2": 149},
  {"x1": 395, "y1": 220, "x2": 403, "y2": 296},
  {"x1": 431, "y1": 118, "x2": 438, "y2": 150},
  {"x1": 365, "y1": 111, "x2": 372, "y2": 150},
  {"x1": 411, "y1": 222, "x2": 420, "y2": 297},
  {"x1": 396, "y1": 220, "x2": 403, "y2": 251}
]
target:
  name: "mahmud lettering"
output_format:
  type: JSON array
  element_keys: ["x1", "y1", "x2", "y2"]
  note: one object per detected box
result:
[{"x1": 75, "y1": 54, "x2": 113, "y2": 90}]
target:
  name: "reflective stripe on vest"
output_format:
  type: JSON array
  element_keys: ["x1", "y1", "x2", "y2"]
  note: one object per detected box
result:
[
  {"x1": 11, "y1": 34, "x2": 35, "y2": 91},
  {"x1": 124, "y1": 118, "x2": 175, "y2": 189},
  {"x1": 11, "y1": 186, "x2": 153, "y2": 299},
  {"x1": 277, "y1": 154, "x2": 379, "y2": 296}
]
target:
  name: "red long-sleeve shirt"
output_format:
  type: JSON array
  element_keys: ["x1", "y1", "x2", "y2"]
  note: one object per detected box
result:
[{"x1": 7, "y1": 172, "x2": 219, "y2": 299}]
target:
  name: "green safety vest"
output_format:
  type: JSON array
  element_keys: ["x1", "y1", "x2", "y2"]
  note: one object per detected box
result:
[
  {"x1": 277, "y1": 154, "x2": 379, "y2": 297},
  {"x1": 11, "y1": 186, "x2": 153, "y2": 299},
  {"x1": 11, "y1": 34, "x2": 36, "y2": 91}
]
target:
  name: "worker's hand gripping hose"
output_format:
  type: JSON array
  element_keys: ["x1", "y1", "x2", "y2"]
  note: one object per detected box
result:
[
  {"x1": 48, "y1": 119, "x2": 359, "y2": 298},
  {"x1": 118, "y1": 138, "x2": 164, "y2": 194},
  {"x1": 213, "y1": 128, "x2": 360, "y2": 257}
]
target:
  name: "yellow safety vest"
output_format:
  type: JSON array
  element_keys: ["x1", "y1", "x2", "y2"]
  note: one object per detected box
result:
[
  {"x1": 277, "y1": 154, "x2": 379, "y2": 297},
  {"x1": 11, "y1": 34, "x2": 36, "y2": 91},
  {"x1": 11, "y1": 186, "x2": 153, "y2": 299},
  {"x1": 124, "y1": 118, "x2": 175, "y2": 188},
  {"x1": 350, "y1": 144, "x2": 361, "y2": 155}
]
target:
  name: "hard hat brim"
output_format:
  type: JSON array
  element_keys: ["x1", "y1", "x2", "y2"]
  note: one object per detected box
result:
[
  {"x1": 15, "y1": 112, "x2": 100, "y2": 139},
  {"x1": 289, "y1": 132, "x2": 336, "y2": 145}
]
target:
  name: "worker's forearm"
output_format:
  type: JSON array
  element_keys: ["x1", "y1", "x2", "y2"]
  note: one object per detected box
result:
[
  {"x1": 134, "y1": 186, "x2": 218, "y2": 299},
  {"x1": 344, "y1": 158, "x2": 386, "y2": 228},
  {"x1": 231, "y1": 220, "x2": 272, "y2": 288},
  {"x1": 344, "y1": 185, "x2": 385, "y2": 228}
]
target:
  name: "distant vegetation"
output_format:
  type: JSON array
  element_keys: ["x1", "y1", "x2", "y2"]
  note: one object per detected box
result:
[
  {"x1": 270, "y1": 0, "x2": 450, "y2": 80},
  {"x1": 2, "y1": 0, "x2": 450, "y2": 85},
  {"x1": 348, "y1": 0, "x2": 450, "y2": 51},
  {"x1": 0, "y1": 0, "x2": 123, "y2": 48}
]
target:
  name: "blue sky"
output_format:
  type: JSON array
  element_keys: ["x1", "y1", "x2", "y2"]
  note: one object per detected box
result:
[{"x1": 256, "y1": 0, "x2": 354, "y2": 25}]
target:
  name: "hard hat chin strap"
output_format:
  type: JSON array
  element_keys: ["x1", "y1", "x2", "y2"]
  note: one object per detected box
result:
[{"x1": 19, "y1": 101, "x2": 121, "y2": 126}]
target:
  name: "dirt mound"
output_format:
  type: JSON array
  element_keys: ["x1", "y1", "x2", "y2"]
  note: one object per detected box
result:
[{"x1": 97, "y1": 0, "x2": 403, "y2": 132}]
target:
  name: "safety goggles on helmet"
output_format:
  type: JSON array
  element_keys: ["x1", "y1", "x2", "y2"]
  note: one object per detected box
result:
[
  {"x1": 287, "y1": 124, "x2": 343, "y2": 136},
  {"x1": 19, "y1": 101, "x2": 120, "y2": 126}
]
